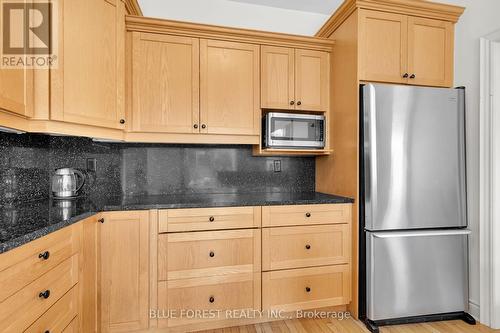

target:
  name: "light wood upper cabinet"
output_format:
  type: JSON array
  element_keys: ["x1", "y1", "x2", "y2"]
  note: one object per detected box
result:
[
  {"x1": 51, "y1": 0, "x2": 125, "y2": 129},
  {"x1": 200, "y1": 39, "x2": 260, "y2": 135},
  {"x1": 408, "y1": 17, "x2": 453, "y2": 87},
  {"x1": 359, "y1": 10, "x2": 408, "y2": 84},
  {"x1": 0, "y1": 68, "x2": 33, "y2": 118},
  {"x1": 261, "y1": 46, "x2": 329, "y2": 111},
  {"x1": 100, "y1": 211, "x2": 149, "y2": 332},
  {"x1": 131, "y1": 33, "x2": 199, "y2": 133},
  {"x1": 359, "y1": 9, "x2": 454, "y2": 87},
  {"x1": 261, "y1": 46, "x2": 295, "y2": 110},
  {"x1": 295, "y1": 49, "x2": 329, "y2": 111}
]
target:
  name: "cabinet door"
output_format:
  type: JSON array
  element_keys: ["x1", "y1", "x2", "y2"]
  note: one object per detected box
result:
[
  {"x1": 200, "y1": 39, "x2": 260, "y2": 135},
  {"x1": 131, "y1": 33, "x2": 200, "y2": 133},
  {"x1": 0, "y1": 68, "x2": 33, "y2": 118},
  {"x1": 359, "y1": 10, "x2": 408, "y2": 84},
  {"x1": 295, "y1": 49, "x2": 329, "y2": 111},
  {"x1": 407, "y1": 17, "x2": 453, "y2": 87},
  {"x1": 51, "y1": 0, "x2": 125, "y2": 129},
  {"x1": 261, "y1": 46, "x2": 295, "y2": 110},
  {"x1": 100, "y1": 211, "x2": 149, "y2": 332}
]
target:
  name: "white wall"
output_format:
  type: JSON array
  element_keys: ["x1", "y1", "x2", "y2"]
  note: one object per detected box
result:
[
  {"x1": 437, "y1": 0, "x2": 500, "y2": 320},
  {"x1": 138, "y1": 0, "x2": 328, "y2": 36}
]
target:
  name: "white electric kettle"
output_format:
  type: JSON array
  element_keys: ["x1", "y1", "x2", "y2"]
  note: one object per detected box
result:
[{"x1": 51, "y1": 168, "x2": 85, "y2": 198}]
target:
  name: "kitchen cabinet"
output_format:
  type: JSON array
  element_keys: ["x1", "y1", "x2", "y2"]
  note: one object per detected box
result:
[
  {"x1": 407, "y1": 17, "x2": 453, "y2": 87},
  {"x1": 261, "y1": 46, "x2": 329, "y2": 111},
  {"x1": 359, "y1": 9, "x2": 453, "y2": 87},
  {"x1": 261, "y1": 204, "x2": 352, "y2": 312},
  {"x1": 51, "y1": 0, "x2": 125, "y2": 130},
  {"x1": 100, "y1": 210, "x2": 150, "y2": 332},
  {"x1": 0, "y1": 223, "x2": 81, "y2": 332},
  {"x1": 131, "y1": 33, "x2": 199, "y2": 134},
  {"x1": 0, "y1": 68, "x2": 33, "y2": 119},
  {"x1": 128, "y1": 36, "x2": 260, "y2": 139},
  {"x1": 200, "y1": 39, "x2": 260, "y2": 135}
]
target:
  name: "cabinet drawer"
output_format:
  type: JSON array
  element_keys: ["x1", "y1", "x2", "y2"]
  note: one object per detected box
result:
[
  {"x1": 62, "y1": 317, "x2": 79, "y2": 333},
  {"x1": 262, "y1": 204, "x2": 351, "y2": 227},
  {"x1": 158, "y1": 273, "x2": 261, "y2": 327},
  {"x1": 159, "y1": 229, "x2": 261, "y2": 280},
  {"x1": 25, "y1": 285, "x2": 78, "y2": 333},
  {"x1": 0, "y1": 225, "x2": 80, "y2": 303},
  {"x1": 0, "y1": 255, "x2": 79, "y2": 332},
  {"x1": 262, "y1": 225, "x2": 350, "y2": 271},
  {"x1": 262, "y1": 265, "x2": 350, "y2": 312},
  {"x1": 159, "y1": 206, "x2": 261, "y2": 232}
]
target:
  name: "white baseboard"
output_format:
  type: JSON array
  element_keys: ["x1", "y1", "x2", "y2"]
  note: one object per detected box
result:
[{"x1": 468, "y1": 301, "x2": 480, "y2": 320}]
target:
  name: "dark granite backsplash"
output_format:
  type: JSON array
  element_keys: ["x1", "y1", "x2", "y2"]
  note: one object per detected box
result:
[{"x1": 0, "y1": 132, "x2": 315, "y2": 203}]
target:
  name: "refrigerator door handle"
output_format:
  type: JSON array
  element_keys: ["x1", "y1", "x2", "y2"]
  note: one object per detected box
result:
[
  {"x1": 372, "y1": 229, "x2": 472, "y2": 238},
  {"x1": 363, "y1": 84, "x2": 378, "y2": 230}
]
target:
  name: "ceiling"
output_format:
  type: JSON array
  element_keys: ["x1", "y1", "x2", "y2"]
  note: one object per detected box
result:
[
  {"x1": 226, "y1": 0, "x2": 343, "y2": 15},
  {"x1": 136, "y1": 0, "x2": 344, "y2": 36}
]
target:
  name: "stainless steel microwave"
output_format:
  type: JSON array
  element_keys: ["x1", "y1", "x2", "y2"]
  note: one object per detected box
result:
[{"x1": 263, "y1": 112, "x2": 325, "y2": 149}]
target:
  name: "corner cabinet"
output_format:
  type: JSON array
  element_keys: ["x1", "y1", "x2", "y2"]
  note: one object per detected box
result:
[
  {"x1": 359, "y1": 9, "x2": 454, "y2": 87},
  {"x1": 100, "y1": 211, "x2": 150, "y2": 333},
  {"x1": 261, "y1": 46, "x2": 329, "y2": 111},
  {"x1": 51, "y1": 0, "x2": 126, "y2": 130}
]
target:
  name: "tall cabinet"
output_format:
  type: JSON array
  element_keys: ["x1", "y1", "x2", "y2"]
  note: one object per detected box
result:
[{"x1": 314, "y1": 0, "x2": 464, "y2": 318}]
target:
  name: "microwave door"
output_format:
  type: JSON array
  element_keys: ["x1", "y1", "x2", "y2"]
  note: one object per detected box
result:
[{"x1": 267, "y1": 115, "x2": 324, "y2": 148}]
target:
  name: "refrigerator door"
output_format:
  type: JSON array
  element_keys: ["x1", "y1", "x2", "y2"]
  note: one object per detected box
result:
[
  {"x1": 363, "y1": 83, "x2": 466, "y2": 230},
  {"x1": 366, "y1": 229, "x2": 469, "y2": 321}
]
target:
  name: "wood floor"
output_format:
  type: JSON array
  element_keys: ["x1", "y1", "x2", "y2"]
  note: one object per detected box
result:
[{"x1": 197, "y1": 318, "x2": 499, "y2": 333}]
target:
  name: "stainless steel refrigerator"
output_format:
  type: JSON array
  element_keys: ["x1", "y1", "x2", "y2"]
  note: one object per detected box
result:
[{"x1": 360, "y1": 83, "x2": 475, "y2": 332}]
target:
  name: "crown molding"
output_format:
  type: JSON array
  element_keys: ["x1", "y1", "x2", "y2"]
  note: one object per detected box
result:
[
  {"x1": 316, "y1": 0, "x2": 465, "y2": 37},
  {"x1": 126, "y1": 16, "x2": 335, "y2": 51},
  {"x1": 123, "y1": 0, "x2": 142, "y2": 16}
]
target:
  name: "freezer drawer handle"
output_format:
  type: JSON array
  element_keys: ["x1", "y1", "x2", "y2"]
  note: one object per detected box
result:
[{"x1": 372, "y1": 230, "x2": 472, "y2": 238}]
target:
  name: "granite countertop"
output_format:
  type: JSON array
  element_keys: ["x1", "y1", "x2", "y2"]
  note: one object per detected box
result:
[{"x1": 0, "y1": 192, "x2": 353, "y2": 254}]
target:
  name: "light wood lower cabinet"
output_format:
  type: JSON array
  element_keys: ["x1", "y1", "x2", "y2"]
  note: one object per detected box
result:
[
  {"x1": 100, "y1": 210, "x2": 150, "y2": 332},
  {"x1": 25, "y1": 285, "x2": 78, "y2": 333},
  {"x1": 0, "y1": 255, "x2": 79, "y2": 332},
  {"x1": 0, "y1": 204, "x2": 352, "y2": 332},
  {"x1": 158, "y1": 273, "x2": 261, "y2": 328},
  {"x1": 262, "y1": 265, "x2": 351, "y2": 312},
  {"x1": 159, "y1": 206, "x2": 261, "y2": 232},
  {"x1": 262, "y1": 203, "x2": 352, "y2": 227},
  {"x1": 262, "y1": 224, "x2": 350, "y2": 271},
  {"x1": 159, "y1": 229, "x2": 261, "y2": 280}
]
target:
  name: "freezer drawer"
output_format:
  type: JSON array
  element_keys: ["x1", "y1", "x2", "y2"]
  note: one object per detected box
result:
[{"x1": 366, "y1": 229, "x2": 469, "y2": 321}]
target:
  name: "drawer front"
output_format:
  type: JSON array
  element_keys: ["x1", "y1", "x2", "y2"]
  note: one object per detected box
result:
[
  {"x1": 262, "y1": 265, "x2": 351, "y2": 312},
  {"x1": 0, "y1": 225, "x2": 80, "y2": 303},
  {"x1": 262, "y1": 225, "x2": 350, "y2": 271},
  {"x1": 62, "y1": 317, "x2": 79, "y2": 333},
  {"x1": 25, "y1": 285, "x2": 78, "y2": 333},
  {"x1": 158, "y1": 273, "x2": 261, "y2": 327},
  {"x1": 0, "y1": 255, "x2": 79, "y2": 332},
  {"x1": 159, "y1": 229, "x2": 261, "y2": 280},
  {"x1": 262, "y1": 204, "x2": 351, "y2": 227},
  {"x1": 159, "y1": 206, "x2": 261, "y2": 232}
]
